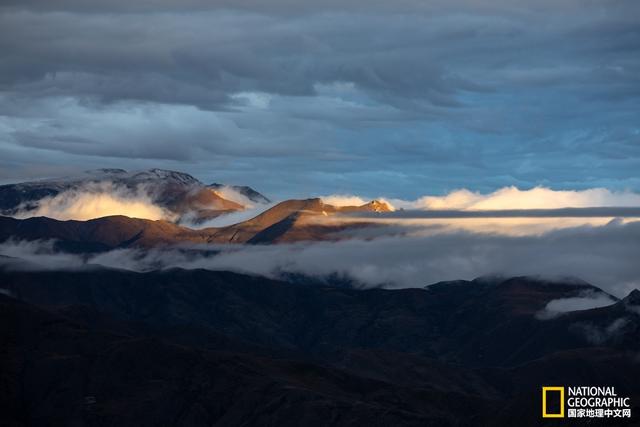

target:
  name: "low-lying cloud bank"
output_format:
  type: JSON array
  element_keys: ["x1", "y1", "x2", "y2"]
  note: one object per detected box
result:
[
  {"x1": 12, "y1": 182, "x2": 176, "y2": 221},
  {"x1": 574, "y1": 318, "x2": 632, "y2": 346},
  {"x1": 323, "y1": 187, "x2": 640, "y2": 211},
  {"x1": 1, "y1": 220, "x2": 639, "y2": 298},
  {"x1": 536, "y1": 291, "x2": 617, "y2": 320},
  {"x1": 187, "y1": 202, "x2": 276, "y2": 228},
  {"x1": 6, "y1": 185, "x2": 640, "y2": 224},
  {"x1": 210, "y1": 186, "x2": 260, "y2": 208}
]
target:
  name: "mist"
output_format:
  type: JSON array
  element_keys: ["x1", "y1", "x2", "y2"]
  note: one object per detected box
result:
[
  {"x1": 322, "y1": 187, "x2": 640, "y2": 211},
  {"x1": 2, "y1": 219, "x2": 640, "y2": 298},
  {"x1": 536, "y1": 291, "x2": 618, "y2": 320},
  {"x1": 5, "y1": 177, "x2": 273, "y2": 226},
  {"x1": 10, "y1": 182, "x2": 177, "y2": 221},
  {"x1": 186, "y1": 202, "x2": 276, "y2": 228},
  {"x1": 6, "y1": 182, "x2": 640, "y2": 226}
]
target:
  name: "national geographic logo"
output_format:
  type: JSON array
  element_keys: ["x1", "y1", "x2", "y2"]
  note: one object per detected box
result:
[
  {"x1": 542, "y1": 387, "x2": 565, "y2": 418},
  {"x1": 542, "y1": 386, "x2": 632, "y2": 419}
]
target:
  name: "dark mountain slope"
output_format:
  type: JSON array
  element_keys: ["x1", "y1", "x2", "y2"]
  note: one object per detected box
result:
[
  {"x1": 0, "y1": 215, "x2": 212, "y2": 251},
  {"x1": 2, "y1": 268, "x2": 635, "y2": 367},
  {"x1": 1, "y1": 294, "x2": 501, "y2": 427},
  {"x1": 2, "y1": 270, "x2": 640, "y2": 426}
]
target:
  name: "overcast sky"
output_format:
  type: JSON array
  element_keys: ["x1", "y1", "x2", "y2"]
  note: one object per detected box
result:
[{"x1": 1, "y1": 0, "x2": 638, "y2": 199}]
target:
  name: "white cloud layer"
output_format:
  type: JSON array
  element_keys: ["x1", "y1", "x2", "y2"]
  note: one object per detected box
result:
[
  {"x1": 412, "y1": 187, "x2": 640, "y2": 210},
  {"x1": 334, "y1": 187, "x2": 640, "y2": 211},
  {"x1": 536, "y1": 291, "x2": 617, "y2": 320},
  {"x1": 2, "y1": 219, "x2": 640, "y2": 298},
  {"x1": 211, "y1": 186, "x2": 258, "y2": 208},
  {"x1": 12, "y1": 182, "x2": 175, "y2": 221},
  {"x1": 188, "y1": 202, "x2": 276, "y2": 228},
  {"x1": 6, "y1": 185, "x2": 640, "y2": 223},
  {"x1": 319, "y1": 195, "x2": 369, "y2": 207}
]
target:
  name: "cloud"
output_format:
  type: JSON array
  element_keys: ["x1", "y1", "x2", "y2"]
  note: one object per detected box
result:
[
  {"x1": 11, "y1": 182, "x2": 176, "y2": 221},
  {"x1": 2, "y1": 219, "x2": 640, "y2": 298},
  {"x1": 574, "y1": 318, "x2": 631, "y2": 346},
  {"x1": 6, "y1": 179, "x2": 640, "y2": 230},
  {"x1": 186, "y1": 202, "x2": 276, "y2": 228},
  {"x1": 210, "y1": 185, "x2": 262, "y2": 208},
  {"x1": 181, "y1": 222, "x2": 640, "y2": 296},
  {"x1": 2, "y1": 169, "x2": 269, "y2": 223},
  {"x1": 325, "y1": 187, "x2": 640, "y2": 211},
  {"x1": 1, "y1": 1, "x2": 640, "y2": 197},
  {"x1": 179, "y1": 186, "x2": 274, "y2": 227},
  {"x1": 0, "y1": 239, "x2": 86, "y2": 269},
  {"x1": 319, "y1": 195, "x2": 369, "y2": 207},
  {"x1": 536, "y1": 291, "x2": 617, "y2": 320},
  {"x1": 388, "y1": 187, "x2": 640, "y2": 210}
]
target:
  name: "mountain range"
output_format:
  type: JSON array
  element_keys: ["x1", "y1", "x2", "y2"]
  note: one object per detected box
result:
[
  {"x1": 0, "y1": 168, "x2": 268, "y2": 223},
  {"x1": 1, "y1": 169, "x2": 639, "y2": 426},
  {"x1": 0, "y1": 169, "x2": 391, "y2": 248},
  {"x1": 1, "y1": 269, "x2": 639, "y2": 426}
]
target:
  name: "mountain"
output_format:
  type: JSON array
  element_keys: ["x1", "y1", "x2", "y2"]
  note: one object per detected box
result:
[
  {"x1": 0, "y1": 170, "x2": 391, "y2": 238},
  {"x1": 0, "y1": 215, "x2": 209, "y2": 252},
  {"x1": 0, "y1": 198, "x2": 392, "y2": 248},
  {"x1": 0, "y1": 169, "x2": 269, "y2": 222},
  {"x1": 3, "y1": 270, "x2": 634, "y2": 365},
  {"x1": 213, "y1": 198, "x2": 391, "y2": 243},
  {"x1": 0, "y1": 292, "x2": 497, "y2": 427},
  {"x1": 2, "y1": 170, "x2": 638, "y2": 426},
  {"x1": 1, "y1": 269, "x2": 639, "y2": 426}
]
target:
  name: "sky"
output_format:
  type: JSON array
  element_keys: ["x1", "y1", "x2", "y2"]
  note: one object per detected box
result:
[{"x1": 1, "y1": 0, "x2": 639, "y2": 200}]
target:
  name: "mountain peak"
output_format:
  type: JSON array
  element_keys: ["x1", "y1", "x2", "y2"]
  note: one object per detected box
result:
[
  {"x1": 622, "y1": 289, "x2": 640, "y2": 306},
  {"x1": 129, "y1": 169, "x2": 201, "y2": 185},
  {"x1": 363, "y1": 200, "x2": 392, "y2": 212},
  {"x1": 0, "y1": 168, "x2": 261, "y2": 222},
  {"x1": 78, "y1": 168, "x2": 201, "y2": 186}
]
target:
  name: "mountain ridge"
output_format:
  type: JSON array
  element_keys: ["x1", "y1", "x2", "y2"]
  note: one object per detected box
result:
[
  {"x1": 0, "y1": 168, "x2": 269, "y2": 223},
  {"x1": 0, "y1": 196, "x2": 391, "y2": 247}
]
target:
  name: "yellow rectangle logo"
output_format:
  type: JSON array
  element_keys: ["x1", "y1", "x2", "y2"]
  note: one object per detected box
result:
[{"x1": 542, "y1": 386, "x2": 565, "y2": 418}]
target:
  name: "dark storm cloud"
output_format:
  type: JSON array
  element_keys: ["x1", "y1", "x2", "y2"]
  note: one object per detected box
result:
[
  {"x1": 0, "y1": 0, "x2": 581, "y2": 14},
  {"x1": 0, "y1": 9, "x2": 476, "y2": 108},
  {"x1": 0, "y1": 0, "x2": 639, "y2": 197}
]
